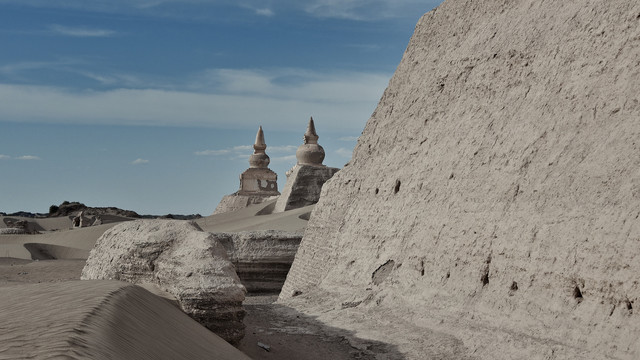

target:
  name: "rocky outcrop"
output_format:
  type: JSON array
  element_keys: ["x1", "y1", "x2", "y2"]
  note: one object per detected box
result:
[
  {"x1": 281, "y1": 1, "x2": 640, "y2": 359},
  {"x1": 1, "y1": 218, "x2": 38, "y2": 234},
  {"x1": 49, "y1": 201, "x2": 141, "y2": 218},
  {"x1": 213, "y1": 231, "x2": 303, "y2": 293},
  {"x1": 81, "y1": 220, "x2": 246, "y2": 343},
  {"x1": 0, "y1": 227, "x2": 27, "y2": 235}
]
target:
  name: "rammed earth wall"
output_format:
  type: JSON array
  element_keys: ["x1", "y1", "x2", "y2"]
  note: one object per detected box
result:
[{"x1": 280, "y1": 1, "x2": 640, "y2": 358}]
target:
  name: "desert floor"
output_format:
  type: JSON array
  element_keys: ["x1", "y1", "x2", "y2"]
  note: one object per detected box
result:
[{"x1": 0, "y1": 257, "x2": 397, "y2": 359}]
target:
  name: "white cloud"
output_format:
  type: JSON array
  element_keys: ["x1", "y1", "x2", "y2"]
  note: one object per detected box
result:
[
  {"x1": 338, "y1": 136, "x2": 359, "y2": 141},
  {"x1": 0, "y1": 67, "x2": 388, "y2": 131},
  {"x1": 49, "y1": 24, "x2": 116, "y2": 37},
  {"x1": 268, "y1": 145, "x2": 297, "y2": 153},
  {"x1": 271, "y1": 154, "x2": 297, "y2": 163},
  {"x1": 303, "y1": 0, "x2": 436, "y2": 21},
  {"x1": 0, "y1": 155, "x2": 10, "y2": 159},
  {"x1": 131, "y1": 158, "x2": 149, "y2": 165},
  {"x1": 0, "y1": 59, "x2": 79, "y2": 77},
  {"x1": 16, "y1": 155, "x2": 41, "y2": 160},
  {"x1": 196, "y1": 143, "x2": 296, "y2": 165},
  {"x1": 0, "y1": 0, "x2": 439, "y2": 21},
  {"x1": 195, "y1": 68, "x2": 389, "y2": 104},
  {"x1": 196, "y1": 145, "x2": 250, "y2": 157},
  {"x1": 194, "y1": 149, "x2": 231, "y2": 156},
  {"x1": 335, "y1": 147, "x2": 353, "y2": 158},
  {"x1": 254, "y1": 7, "x2": 274, "y2": 16}
]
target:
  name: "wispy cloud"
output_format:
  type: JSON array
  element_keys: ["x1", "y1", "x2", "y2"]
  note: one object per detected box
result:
[
  {"x1": 0, "y1": 67, "x2": 388, "y2": 131},
  {"x1": 0, "y1": 59, "x2": 80, "y2": 77},
  {"x1": 195, "y1": 145, "x2": 250, "y2": 157},
  {"x1": 238, "y1": 4, "x2": 275, "y2": 17},
  {"x1": 131, "y1": 158, "x2": 149, "y2": 165},
  {"x1": 16, "y1": 155, "x2": 41, "y2": 160},
  {"x1": 335, "y1": 147, "x2": 353, "y2": 158},
  {"x1": 268, "y1": 145, "x2": 297, "y2": 153},
  {"x1": 303, "y1": 0, "x2": 436, "y2": 21},
  {"x1": 0, "y1": 59, "x2": 149, "y2": 88},
  {"x1": 0, "y1": 154, "x2": 10, "y2": 159},
  {"x1": 49, "y1": 24, "x2": 116, "y2": 37},
  {"x1": 271, "y1": 154, "x2": 297, "y2": 163},
  {"x1": 194, "y1": 149, "x2": 231, "y2": 156},
  {"x1": 196, "y1": 143, "x2": 297, "y2": 165},
  {"x1": 255, "y1": 8, "x2": 274, "y2": 16},
  {"x1": 195, "y1": 68, "x2": 389, "y2": 103},
  {"x1": 338, "y1": 136, "x2": 359, "y2": 141},
  {"x1": 0, "y1": 0, "x2": 438, "y2": 21}
]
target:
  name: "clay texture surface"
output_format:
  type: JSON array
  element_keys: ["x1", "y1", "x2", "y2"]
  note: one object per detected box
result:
[
  {"x1": 274, "y1": 165, "x2": 339, "y2": 212},
  {"x1": 281, "y1": 1, "x2": 640, "y2": 359},
  {"x1": 214, "y1": 230, "x2": 302, "y2": 293},
  {"x1": 81, "y1": 220, "x2": 246, "y2": 343},
  {"x1": 214, "y1": 194, "x2": 279, "y2": 215}
]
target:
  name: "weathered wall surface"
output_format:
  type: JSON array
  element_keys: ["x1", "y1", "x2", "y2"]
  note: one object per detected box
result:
[
  {"x1": 281, "y1": 1, "x2": 640, "y2": 358},
  {"x1": 214, "y1": 230, "x2": 303, "y2": 293}
]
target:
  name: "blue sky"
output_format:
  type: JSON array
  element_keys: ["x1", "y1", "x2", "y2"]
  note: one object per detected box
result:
[{"x1": 0, "y1": 0, "x2": 442, "y2": 215}]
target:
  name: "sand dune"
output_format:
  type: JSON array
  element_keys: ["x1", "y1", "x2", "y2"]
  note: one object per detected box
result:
[
  {"x1": 196, "y1": 199, "x2": 312, "y2": 233},
  {"x1": 0, "y1": 280, "x2": 250, "y2": 360},
  {"x1": 0, "y1": 223, "x2": 120, "y2": 260},
  {"x1": 0, "y1": 201, "x2": 310, "y2": 261},
  {"x1": 22, "y1": 243, "x2": 89, "y2": 260}
]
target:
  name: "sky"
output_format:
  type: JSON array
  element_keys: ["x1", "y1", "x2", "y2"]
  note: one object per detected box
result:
[{"x1": 0, "y1": 0, "x2": 442, "y2": 215}]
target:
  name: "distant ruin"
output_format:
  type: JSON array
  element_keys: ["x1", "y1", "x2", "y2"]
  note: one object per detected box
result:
[
  {"x1": 274, "y1": 117, "x2": 339, "y2": 212},
  {"x1": 214, "y1": 119, "x2": 340, "y2": 214},
  {"x1": 214, "y1": 127, "x2": 280, "y2": 214}
]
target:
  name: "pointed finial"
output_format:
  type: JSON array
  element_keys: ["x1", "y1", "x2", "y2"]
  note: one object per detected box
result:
[
  {"x1": 249, "y1": 126, "x2": 270, "y2": 168},
  {"x1": 296, "y1": 116, "x2": 325, "y2": 165},
  {"x1": 253, "y1": 126, "x2": 266, "y2": 153},
  {"x1": 303, "y1": 117, "x2": 319, "y2": 144}
]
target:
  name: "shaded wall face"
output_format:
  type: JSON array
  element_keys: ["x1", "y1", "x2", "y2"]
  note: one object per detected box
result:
[{"x1": 281, "y1": 0, "x2": 640, "y2": 357}]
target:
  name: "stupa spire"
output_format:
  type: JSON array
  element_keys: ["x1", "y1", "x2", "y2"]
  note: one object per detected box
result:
[
  {"x1": 254, "y1": 126, "x2": 266, "y2": 153},
  {"x1": 296, "y1": 116, "x2": 325, "y2": 166},
  {"x1": 249, "y1": 126, "x2": 270, "y2": 168},
  {"x1": 304, "y1": 117, "x2": 319, "y2": 144}
]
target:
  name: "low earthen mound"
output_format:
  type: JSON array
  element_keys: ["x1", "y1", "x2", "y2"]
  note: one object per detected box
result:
[
  {"x1": 0, "y1": 280, "x2": 250, "y2": 360},
  {"x1": 81, "y1": 220, "x2": 246, "y2": 343},
  {"x1": 281, "y1": 0, "x2": 640, "y2": 359}
]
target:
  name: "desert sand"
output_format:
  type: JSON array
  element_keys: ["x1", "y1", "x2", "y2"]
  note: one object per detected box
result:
[
  {"x1": 0, "y1": 201, "x2": 395, "y2": 359},
  {"x1": 5, "y1": 0, "x2": 639, "y2": 358},
  {"x1": 0, "y1": 279, "x2": 250, "y2": 360}
]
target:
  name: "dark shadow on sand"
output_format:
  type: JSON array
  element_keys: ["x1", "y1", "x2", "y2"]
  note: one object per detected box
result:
[{"x1": 239, "y1": 298, "x2": 406, "y2": 360}]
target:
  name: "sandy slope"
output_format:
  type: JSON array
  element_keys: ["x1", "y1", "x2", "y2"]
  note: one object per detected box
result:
[
  {"x1": 196, "y1": 200, "x2": 312, "y2": 233},
  {"x1": 0, "y1": 259, "x2": 404, "y2": 360},
  {"x1": 0, "y1": 280, "x2": 250, "y2": 360},
  {"x1": 0, "y1": 201, "x2": 310, "y2": 261},
  {"x1": 0, "y1": 223, "x2": 119, "y2": 260}
]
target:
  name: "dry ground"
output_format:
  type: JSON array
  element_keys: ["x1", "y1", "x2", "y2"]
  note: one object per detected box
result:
[{"x1": 0, "y1": 258, "x2": 401, "y2": 360}]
